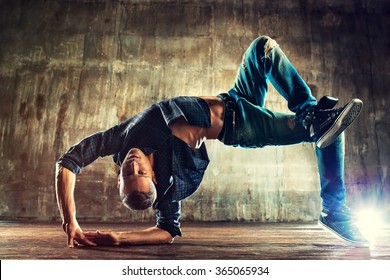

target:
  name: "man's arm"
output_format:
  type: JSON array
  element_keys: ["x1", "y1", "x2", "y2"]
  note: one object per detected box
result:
[
  {"x1": 83, "y1": 198, "x2": 181, "y2": 246},
  {"x1": 55, "y1": 163, "x2": 96, "y2": 247},
  {"x1": 55, "y1": 120, "x2": 128, "y2": 246},
  {"x1": 84, "y1": 226, "x2": 174, "y2": 246}
]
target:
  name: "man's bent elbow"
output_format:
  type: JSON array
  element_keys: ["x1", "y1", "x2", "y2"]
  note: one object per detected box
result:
[
  {"x1": 165, "y1": 236, "x2": 175, "y2": 244},
  {"x1": 157, "y1": 228, "x2": 175, "y2": 244},
  {"x1": 162, "y1": 233, "x2": 175, "y2": 244}
]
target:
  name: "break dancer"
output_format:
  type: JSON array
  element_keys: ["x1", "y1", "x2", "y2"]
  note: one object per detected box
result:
[{"x1": 55, "y1": 36, "x2": 367, "y2": 248}]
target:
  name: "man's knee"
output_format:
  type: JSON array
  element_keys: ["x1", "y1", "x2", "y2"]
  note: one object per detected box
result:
[{"x1": 252, "y1": 35, "x2": 278, "y2": 58}]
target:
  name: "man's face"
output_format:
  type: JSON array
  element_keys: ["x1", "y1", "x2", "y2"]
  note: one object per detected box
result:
[{"x1": 119, "y1": 148, "x2": 156, "y2": 196}]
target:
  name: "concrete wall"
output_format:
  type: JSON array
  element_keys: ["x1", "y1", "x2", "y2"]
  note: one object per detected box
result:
[{"x1": 0, "y1": 0, "x2": 389, "y2": 223}]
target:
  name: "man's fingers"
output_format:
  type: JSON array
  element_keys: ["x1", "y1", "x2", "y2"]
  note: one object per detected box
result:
[
  {"x1": 65, "y1": 225, "x2": 96, "y2": 247},
  {"x1": 65, "y1": 223, "x2": 75, "y2": 248},
  {"x1": 72, "y1": 236, "x2": 96, "y2": 247},
  {"x1": 77, "y1": 232, "x2": 97, "y2": 246},
  {"x1": 67, "y1": 235, "x2": 75, "y2": 248},
  {"x1": 82, "y1": 237, "x2": 97, "y2": 246}
]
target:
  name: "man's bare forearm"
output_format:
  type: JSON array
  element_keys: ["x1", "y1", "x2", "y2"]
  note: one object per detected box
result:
[
  {"x1": 55, "y1": 164, "x2": 77, "y2": 225},
  {"x1": 118, "y1": 226, "x2": 174, "y2": 245},
  {"x1": 85, "y1": 226, "x2": 174, "y2": 246},
  {"x1": 55, "y1": 164, "x2": 97, "y2": 247}
]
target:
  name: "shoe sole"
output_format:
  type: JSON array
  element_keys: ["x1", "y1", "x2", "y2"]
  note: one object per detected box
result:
[
  {"x1": 316, "y1": 99, "x2": 363, "y2": 149},
  {"x1": 318, "y1": 219, "x2": 369, "y2": 247}
]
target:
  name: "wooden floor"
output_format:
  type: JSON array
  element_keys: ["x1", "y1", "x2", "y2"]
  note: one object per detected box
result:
[{"x1": 1, "y1": 221, "x2": 389, "y2": 260}]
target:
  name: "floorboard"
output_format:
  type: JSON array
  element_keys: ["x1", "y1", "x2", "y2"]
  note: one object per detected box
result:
[{"x1": 1, "y1": 221, "x2": 389, "y2": 260}]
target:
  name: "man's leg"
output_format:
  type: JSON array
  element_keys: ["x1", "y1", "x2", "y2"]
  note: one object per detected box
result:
[
  {"x1": 222, "y1": 36, "x2": 367, "y2": 245},
  {"x1": 230, "y1": 36, "x2": 316, "y2": 119},
  {"x1": 218, "y1": 92, "x2": 311, "y2": 147},
  {"x1": 218, "y1": 96, "x2": 368, "y2": 246},
  {"x1": 230, "y1": 35, "x2": 363, "y2": 149},
  {"x1": 316, "y1": 135, "x2": 368, "y2": 246},
  {"x1": 316, "y1": 134, "x2": 346, "y2": 211}
]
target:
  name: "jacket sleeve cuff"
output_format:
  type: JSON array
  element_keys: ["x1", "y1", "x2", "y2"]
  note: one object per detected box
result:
[
  {"x1": 56, "y1": 157, "x2": 82, "y2": 174},
  {"x1": 154, "y1": 200, "x2": 182, "y2": 238}
]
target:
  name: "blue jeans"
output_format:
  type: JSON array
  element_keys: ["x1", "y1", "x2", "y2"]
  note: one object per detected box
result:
[{"x1": 222, "y1": 36, "x2": 346, "y2": 210}]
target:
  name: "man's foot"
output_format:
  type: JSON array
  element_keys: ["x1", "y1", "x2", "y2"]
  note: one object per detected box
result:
[
  {"x1": 311, "y1": 98, "x2": 363, "y2": 149},
  {"x1": 318, "y1": 207, "x2": 369, "y2": 247}
]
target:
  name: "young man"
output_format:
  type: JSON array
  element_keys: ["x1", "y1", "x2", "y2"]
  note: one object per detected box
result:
[{"x1": 55, "y1": 36, "x2": 367, "y2": 248}]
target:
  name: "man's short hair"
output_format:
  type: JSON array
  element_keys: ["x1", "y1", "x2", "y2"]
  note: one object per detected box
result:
[{"x1": 121, "y1": 180, "x2": 157, "y2": 210}]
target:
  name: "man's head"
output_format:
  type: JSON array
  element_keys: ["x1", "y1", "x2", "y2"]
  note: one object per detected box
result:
[{"x1": 118, "y1": 148, "x2": 157, "y2": 210}]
